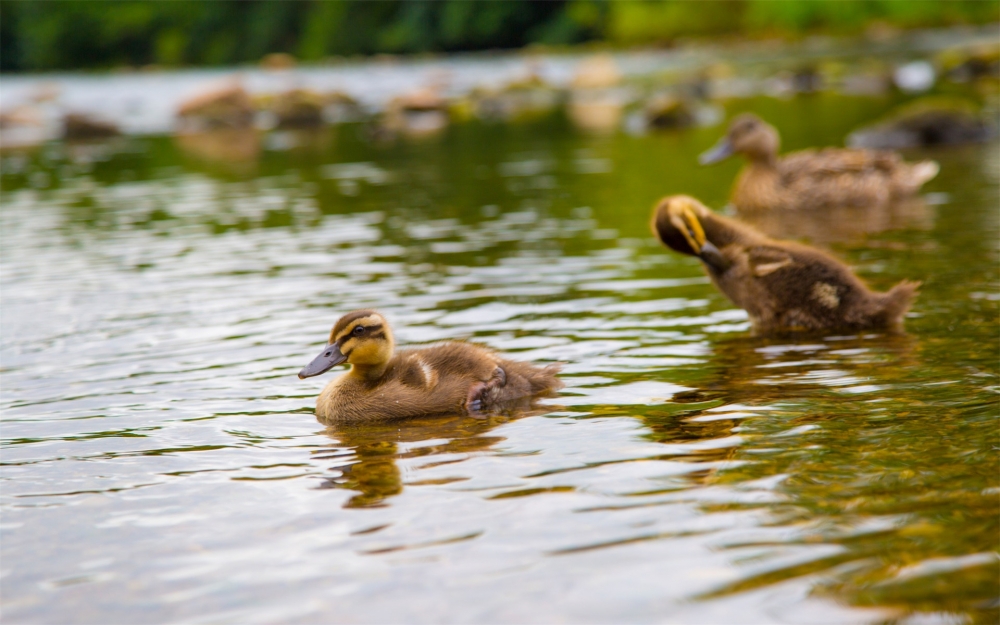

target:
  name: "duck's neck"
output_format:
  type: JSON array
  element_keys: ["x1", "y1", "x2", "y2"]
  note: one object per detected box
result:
[
  {"x1": 734, "y1": 162, "x2": 783, "y2": 211},
  {"x1": 746, "y1": 151, "x2": 778, "y2": 169},
  {"x1": 348, "y1": 362, "x2": 389, "y2": 382}
]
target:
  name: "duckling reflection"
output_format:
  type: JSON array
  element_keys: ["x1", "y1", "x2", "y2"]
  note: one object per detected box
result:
[
  {"x1": 651, "y1": 195, "x2": 920, "y2": 335},
  {"x1": 315, "y1": 412, "x2": 535, "y2": 508},
  {"x1": 700, "y1": 113, "x2": 939, "y2": 212},
  {"x1": 299, "y1": 310, "x2": 563, "y2": 423},
  {"x1": 699, "y1": 332, "x2": 919, "y2": 407}
]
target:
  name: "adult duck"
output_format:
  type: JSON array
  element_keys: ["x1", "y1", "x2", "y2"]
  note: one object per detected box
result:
[{"x1": 700, "y1": 113, "x2": 939, "y2": 211}]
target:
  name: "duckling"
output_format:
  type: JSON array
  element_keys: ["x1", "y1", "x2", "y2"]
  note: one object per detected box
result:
[
  {"x1": 650, "y1": 195, "x2": 919, "y2": 334},
  {"x1": 298, "y1": 310, "x2": 563, "y2": 424},
  {"x1": 700, "y1": 113, "x2": 939, "y2": 211}
]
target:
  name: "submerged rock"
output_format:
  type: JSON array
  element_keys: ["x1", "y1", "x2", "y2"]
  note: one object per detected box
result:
[
  {"x1": 848, "y1": 98, "x2": 996, "y2": 149},
  {"x1": 63, "y1": 113, "x2": 120, "y2": 139},
  {"x1": 255, "y1": 89, "x2": 324, "y2": 128},
  {"x1": 176, "y1": 84, "x2": 255, "y2": 133}
]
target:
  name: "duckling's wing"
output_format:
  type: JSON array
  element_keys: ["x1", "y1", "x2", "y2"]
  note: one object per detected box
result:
[
  {"x1": 392, "y1": 352, "x2": 441, "y2": 390},
  {"x1": 415, "y1": 343, "x2": 500, "y2": 381},
  {"x1": 747, "y1": 246, "x2": 795, "y2": 277}
]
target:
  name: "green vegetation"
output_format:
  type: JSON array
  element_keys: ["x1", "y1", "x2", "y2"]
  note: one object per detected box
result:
[{"x1": 1, "y1": 0, "x2": 996, "y2": 72}]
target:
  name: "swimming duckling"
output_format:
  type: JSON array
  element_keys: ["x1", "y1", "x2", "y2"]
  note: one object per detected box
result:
[
  {"x1": 700, "y1": 113, "x2": 939, "y2": 211},
  {"x1": 650, "y1": 195, "x2": 919, "y2": 334},
  {"x1": 298, "y1": 310, "x2": 563, "y2": 424}
]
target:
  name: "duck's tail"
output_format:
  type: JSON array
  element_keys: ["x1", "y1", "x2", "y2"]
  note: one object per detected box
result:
[
  {"x1": 881, "y1": 279, "x2": 920, "y2": 326},
  {"x1": 901, "y1": 160, "x2": 939, "y2": 193},
  {"x1": 531, "y1": 363, "x2": 565, "y2": 394}
]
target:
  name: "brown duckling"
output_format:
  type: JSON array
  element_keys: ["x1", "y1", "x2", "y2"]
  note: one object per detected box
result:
[
  {"x1": 700, "y1": 113, "x2": 939, "y2": 211},
  {"x1": 650, "y1": 195, "x2": 919, "y2": 335},
  {"x1": 298, "y1": 310, "x2": 563, "y2": 424}
]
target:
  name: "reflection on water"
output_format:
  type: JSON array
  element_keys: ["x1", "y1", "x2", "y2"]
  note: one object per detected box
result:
[
  {"x1": 1, "y1": 94, "x2": 997, "y2": 624},
  {"x1": 737, "y1": 196, "x2": 936, "y2": 246}
]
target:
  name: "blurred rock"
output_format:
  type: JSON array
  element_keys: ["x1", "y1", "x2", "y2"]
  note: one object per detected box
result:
[
  {"x1": 175, "y1": 129, "x2": 260, "y2": 173},
  {"x1": 571, "y1": 54, "x2": 622, "y2": 90},
  {"x1": 63, "y1": 113, "x2": 120, "y2": 139},
  {"x1": 626, "y1": 93, "x2": 695, "y2": 133},
  {"x1": 255, "y1": 89, "x2": 337, "y2": 129},
  {"x1": 848, "y1": 98, "x2": 996, "y2": 149},
  {"x1": 176, "y1": 83, "x2": 255, "y2": 133},
  {"x1": 0, "y1": 105, "x2": 59, "y2": 149},
  {"x1": 940, "y1": 45, "x2": 1000, "y2": 84},
  {"x1": 893, "y1": 60, "x2": 936, "y2": 93},
  {"x1": 568, "y1": 94, "x2": 627, "y2": 134},
  {"x1": 791, "y1": 66, "x2": 823, "y2": 93},
  {"x1": 320, "y1": 92, "x2": 363, "y2": 124},
  {"x1": 469, "y1": 75, "x2": 561, "y2": 123},
  {"x1": 31, "y1": 83, "x2": 62, "y2": 103},
  {"x1": 381, "y1": 88, "x2": 450, "y2": 137},
  {"x1": 839, "y1": 72, "x2": 892, "y2": 96},
  {"x1": 569, "y1": 55, "x2": 630, "y2": 133},
  {"x1": 261, "y1": 53, "x2": 297, "y2": 70}
]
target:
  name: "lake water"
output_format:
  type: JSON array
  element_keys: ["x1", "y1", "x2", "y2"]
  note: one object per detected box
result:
[{"x1": 1, "y1": 88, "x2": 998, "y2": 623}]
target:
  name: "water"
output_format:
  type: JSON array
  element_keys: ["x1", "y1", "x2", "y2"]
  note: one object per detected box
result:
[{"x1": 1, "y1": 93, "x2": 998, "y2": 623}]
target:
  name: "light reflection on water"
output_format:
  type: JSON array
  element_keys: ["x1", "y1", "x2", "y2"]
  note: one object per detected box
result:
[{"x1": 1, "y1": 98, "x2": 998, "y2": 624}]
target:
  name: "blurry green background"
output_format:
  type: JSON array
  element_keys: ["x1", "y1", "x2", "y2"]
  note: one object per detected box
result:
[{"x1": 1, "y1": 0, "x2": 997, "y2": 72}]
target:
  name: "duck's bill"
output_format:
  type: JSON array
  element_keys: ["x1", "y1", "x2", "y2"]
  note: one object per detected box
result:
[
  {"x1": 698, "y1": 138, "x2": 734, "y2": 165},
  {"x1": 298, "y1": 344, "x2": 347, "y2": 379}
]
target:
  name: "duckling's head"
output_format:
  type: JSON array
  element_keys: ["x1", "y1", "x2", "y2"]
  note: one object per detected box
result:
[
  {"x1": 298, "y1": 310, "x2": 395, "y2": 379},
  {"x1": 699, "y1": 113, "x2": 779, "y2": 165},
  {"x1": 651, "y1": 195, "x2": 730, "y2": 272},
  {"x1": 651, "y1": 195, "x2": 710, "y2": 256}
]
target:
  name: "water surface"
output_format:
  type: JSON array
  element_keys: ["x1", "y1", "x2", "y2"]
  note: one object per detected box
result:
[{"x1": 2, "y1": 94, "x2": 998, "y2": 624}]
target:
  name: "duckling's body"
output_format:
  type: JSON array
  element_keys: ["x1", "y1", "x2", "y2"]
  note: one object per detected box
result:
[
  {"x1": 299, "y1": 310, "x2": 562, "y2": 424},
  {"x1": 651, "y1": 196, "x2": 919, "y2": 335},
  {"x1": 701, "y1": 113, "x2": 938, "y2": 211}
]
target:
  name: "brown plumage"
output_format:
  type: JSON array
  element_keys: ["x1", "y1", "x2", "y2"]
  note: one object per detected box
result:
[
  {"x1": 650, "y1": 195, "x2": 919, "y2": 335},
  {"x1": 298, "y1": 310, "x2": 563, "y2": 424},
  {"x1": 699, "y1": 113, "x2": 939, "y2": 211}
]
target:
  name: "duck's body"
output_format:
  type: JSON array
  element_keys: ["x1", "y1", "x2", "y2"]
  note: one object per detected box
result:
[
  {"x1": 701, "y1": 113, "x2": 938, "y2": 211},
  {"x1": 299, "y1": 310, "x2": 562, "y2": 424},
  {"x1": 651, "y1": 196, "x2": 919, "y2": 335}
]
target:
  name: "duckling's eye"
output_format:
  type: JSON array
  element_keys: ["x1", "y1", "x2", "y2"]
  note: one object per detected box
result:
[{"x1": 353, "y1": 325, "x2": 365, "y2": 336}]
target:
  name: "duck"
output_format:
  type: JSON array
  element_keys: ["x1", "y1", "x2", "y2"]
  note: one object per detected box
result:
[
  {"x1": 298, "y1": 310, "x2": 563, "y2": 424},
  {"x1": 699, "y1": 113, "x2": 939, "y2": 211},
  {"x1": 650, "y1": 195, "x2": 920, "y2": 335}
]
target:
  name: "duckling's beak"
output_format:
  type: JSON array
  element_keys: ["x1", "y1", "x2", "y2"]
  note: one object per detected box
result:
[
  {"x1": 698, "y1": 137, "x2": 734, "y2": 165},
  {"x1": 698, "y1": 241, "x2": 731, "y2": 273},
  {"x1": 298, "y1": 344, "x2": 347, "y2": 379}
]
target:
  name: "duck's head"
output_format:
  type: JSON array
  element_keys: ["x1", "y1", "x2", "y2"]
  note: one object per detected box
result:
[
  {"x1": 651, "y1": 195, "x2": 730, "y2": 271},
  {"x1": 699, "y1": 113, "x2": 779, "y2": 165},
  {"x1": 298, "y1": 310, "x2": 395, "y2": 379}
]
